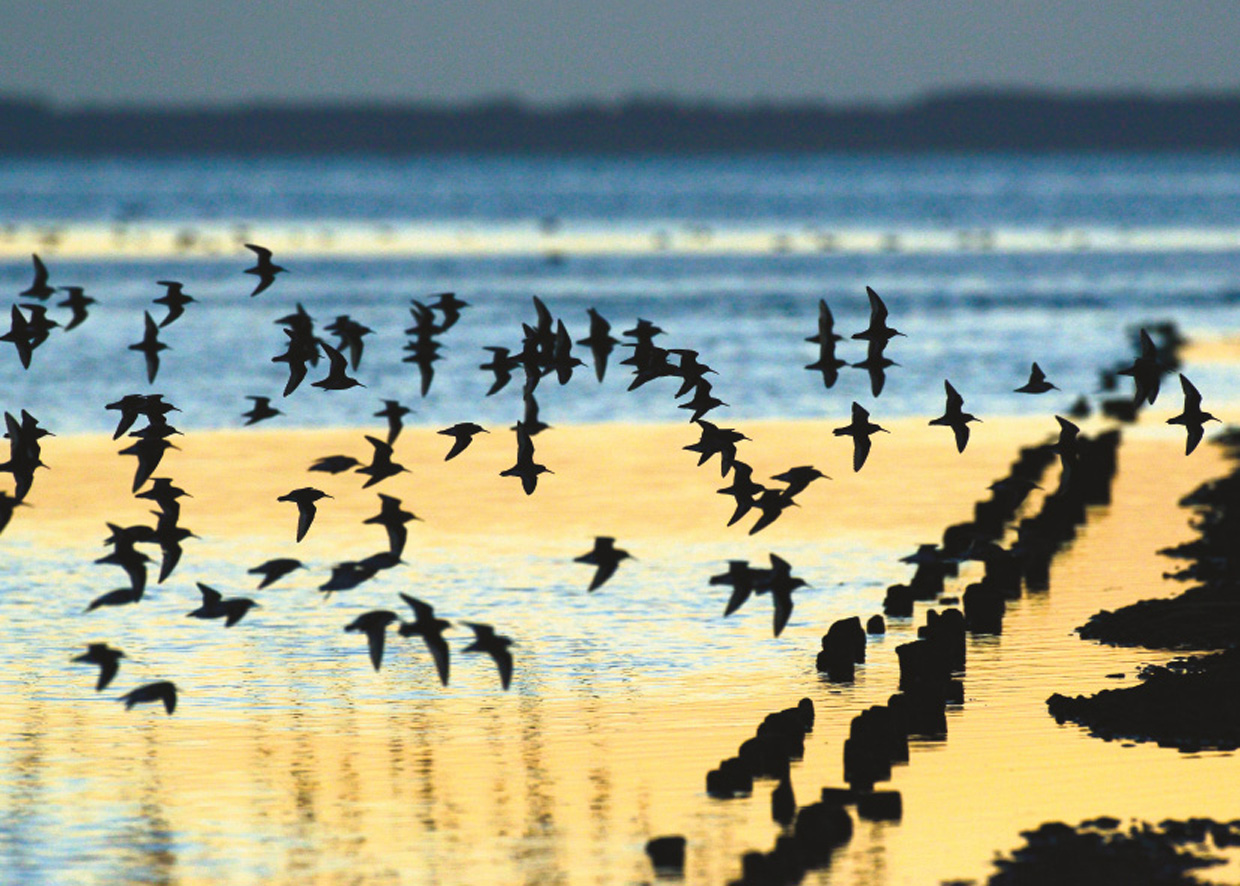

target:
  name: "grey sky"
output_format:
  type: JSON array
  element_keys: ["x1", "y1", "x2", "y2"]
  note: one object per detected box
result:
[{"x1": 3, "y1": 0, "x2": 1239, "y2": 107}]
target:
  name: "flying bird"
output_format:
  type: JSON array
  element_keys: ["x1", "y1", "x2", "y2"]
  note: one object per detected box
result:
[
  {"x1": 500, "y1": 421, "x2": 551, "y2": 495},
  {"x1": 128, "y1": 311, "x2": 168, "y2": 383},
  {"x1": 242, "y1": 396, "x2": 282, "y2": 425},
  {"x1": 759, "y1": 554, "x2": 808, "y2": 638},
  {"x1": 1015, "y1": 362, "x2": 1057, "y2": 394},
  {"x1": 833, "y1": 402, "x2": 889, "y2": 471},
  {"x1": 480, "y1": 346, "x2": 520, "y2": 396},
  {"x1": 1117, "y1": 328, "x2": 1164, "y2": 406},
  {"x1": 153, "y1": 280, "x2": 195, "y2": 327},
  {"x1": 770, "y1": 465, "x2": 828, "y2": 499},
  {"x1": 806, "y1": 299, "x2": 848, "y2": 388},
  {"x1": 711, "y1": 560, "x2": 758, "y2": 616},
  {"x1": 461, "y1": 622, "x2": 515, "y2": 690},
  {"x1": 928, "y1": 380, "x2": 980, "y2": 453},
  {"x1": 363, "y1": 493, "x2": 419, "y2": 558},
  {"x1": 375, "y1": 399, "x2": 412, "y2": 444},
  {"x1": 119, "y1": 681, "x2": 178, "y2": 714},
  {"x1": 312, "y1": 341, "x2": 364, "y2": 391},
  {"x1": 851, "y1": 286, "x2": 903, "y2": 347},
  {"x1": 244, "y1": 243, "x2": 287, "y2": 296},
  {"x1": 429, "y1": 291, "x2": 468, "y2": 332},
  {"x1": 577, "y1": 308, "x2": 619, "y2": 381},
  {"x1": 717, "y1": 462, "x2": 766, "y2": 526},
  {"x1": 278, "y1": 487, "x2": 332, "y2": 541},
  {"x1": 20, "y1": 253, "x2": 54, "y2": 300},
  {"x1": 397, "y1": 594, "x2": 452, "y2": 686},
  {"x1": 356, "y1": 435, "x2": 408, "y2": 487},
  {"x1": 684, "y1": 419, "x2": 749, "y2": 477},
  {"x1": 438, "y1": 422, "x2": 488, "y2": 460},
  {"x1": 187, "y1": 582, "x2": 259, "y2": 627},
  {"x1": 345, "y1": 610, "x2": 399, "y2": 671},
  {"x1": 574, "y1": 536, "x2": 632, "y2": 591},
  {"x1": 57, "y1": 285, "x2": 96, "y2": 330},
  {"x1": 309, "y1": 454, "x2": 360, "y2": 474},
  {"x1": 248, "y1": 557, "x2": 304, "y2": 589},
  {"x1": 1167, "y1": 374, "x2": 1219, "y2": 455},
  {"x1": 72, "y1": 643, "x2": 125, "y2": 691}
]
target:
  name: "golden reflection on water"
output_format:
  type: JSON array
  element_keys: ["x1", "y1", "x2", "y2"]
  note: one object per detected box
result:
[{"x1": 2, "y1": 419, "x2": 1238, "y2": 884}]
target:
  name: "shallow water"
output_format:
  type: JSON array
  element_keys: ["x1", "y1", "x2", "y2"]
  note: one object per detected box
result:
[{"x1": 2, "y1": 154, "x2": 1239, "y2": 884}]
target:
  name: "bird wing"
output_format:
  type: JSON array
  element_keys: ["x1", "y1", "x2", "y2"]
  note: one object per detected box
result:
[
  {"x1": 426, "y1": 633, "x2": 450, "y2": 686},
  {"x1": 1180, "y1": 373, "x2": 1203, "y2": 410},
  {"x1": 399, "y1": 593, "x2": 433, "y2": 621},
  {"x1": 197, "y1": 582, "x2": 222, "y2": 607}
]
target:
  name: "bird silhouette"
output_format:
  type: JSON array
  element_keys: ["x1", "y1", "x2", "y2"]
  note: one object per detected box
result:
[
  {"x1": 128, "y1": 311, "x2": 168, "y2": 383},
  {"x1": 717, "y1": 462, "x2": 766, "y2": 526},
  {"x1": 833, "y1": 402, "x2": 889, "y2": 471},
  {"x1": 711, "y1": 560, "x2": 757, "y2": 616},
  {"x1": 439, "y1": 422, "x2": 488, "y2": 460},
  {"x1": 806, "y1": 299, "x2": 848, "y2": 388},
  {"x1": 345, "y1": 610, "x2": 399, "y2": 671},
  {"x1": 375, "y1": 399, "x2": 412, "y2": 444},
  {"x1": 1015, "y1": 362, "x2": 1057, "y2": 394},
  {"x1": 20, "y1": 253, "x2": 55, "y2": 300},
  {"x1": 551, "y1": 319, "x2": 586, "y2": 384},
  {"x1": 363, "y1": 493, "x2": 419, "y2": 558},
  {"x1": 852, "y1": 342, "x2": 898, "y2": 397},
  {"x1": 461, "y1": 622, "x2": 515, "y2": 690},
  {"x1": 429, "y1": 291, "x2": 468, "y2": 332},
  {"x1": 95, "y1": 523, "x2": 152, "y2": 593},
  {"x1": 574, "y1": 536, "x2": 632, "y2": 591},
  {"x1": 757, "y1": 554, "x2": 807, "y2": 637},
  {"x1": 325, "y1": 314, "x2": 373, "y2": 370},
  {"x1": 1053, "y1": 415, "x2": 1080, "y2": 482},
  {"x1": 1, "y1": 305, "x2": 35, "y2": 369},
  {"x1": 153, "y1": 280, "x2": 195, "y2": 327},
  {"x1": 248, "y1": 557, "x2": 304, "y2": 589},
  {"x1": 851, "y1": 286, "x2": 903, "y2": 347},
  {"x1": 309, "y1": 454, "x2": 360, "y2": 474},
  {"x1": 929, "y1": 380, "x2": 980, "y2": 453},
  {"x1": 748, "y1": 488, "x2": 799, "y2": 535},
  {"x1": 500, "y1": 421, "x2": 551, "y2": 495},
  {"x1": 355, "y1": 435, "x2": 408, "y2": 487},
  {"x1": 312, "y1": 341, "x2": 364, "y2": 391},
  {"x1": 320, "y1": 555, "x2": 399, "y2": 595},
  {"x1": 771, "y1": 465, "x2": 828, "y2": 499},
  {"x1": 684, "y1": 419, "x2": 749, "y2": 476},
  {"x1": 119, "y1": 681, "x2": 177, "y2": 714},
  {"x1": 480, "y1": 346, "x2": 520, "y2": 396},
  {"x1": 577, "y1": 308, "x2": 618, "y2": 381},
  {"x1": 397, "y1": 594, "x2": 452, "y2": 686},
  {"x1": 1117, "y1": 328, "x2": 1164, "y2": 405},
  {"x1": 242, "y1": 396, "x2": 282, "y2": 425},
  {"x1": 152, "y1": 510, "x2": 195, "y2": 583},
  {"x1": 187, "y1": 582, "x2": 258, "y2": 627},
  {"x1": 72, "y1": 643, "x2": 125, "y2": 691},
  {"x1": 105, "y1": 393, "x2": 178, "y2": 440},
  {"x1": 678, "y1": 379, "x2": 728, "y2": 423},
  {"x1": 57, "y1": 285, "x2": 95, "y2": 330},
  {"x1": 1167, "y1": 374, "x2": 1219, "y2": 455},
  {"x1": 86, "y1": 587, "x2": 143, "y2": 612},
  {"x1": 119, "y1": 433, "x2": 178, "y2": 493},
  {"x1": 244, "y1": 243, "x2": 286, "y2": 296},
  {"x1": 278, "y1": 487, "x2": 332, "y2": 541},
  {"x1": 272, "y1": 326, "x2": 318, "y2": 396}
]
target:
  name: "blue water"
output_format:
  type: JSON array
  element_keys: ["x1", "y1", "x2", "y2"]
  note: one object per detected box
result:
[{"x1": 2, "y1": 153, "x2": 1240, "y2": 434}]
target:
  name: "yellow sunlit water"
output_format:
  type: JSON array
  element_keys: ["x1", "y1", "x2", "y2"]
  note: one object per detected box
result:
[{"x1": 2, "y1": 417, "x2": 1238, "y2": 884}]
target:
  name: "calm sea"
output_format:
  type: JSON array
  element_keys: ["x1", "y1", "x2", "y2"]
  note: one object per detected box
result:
[
  {"x1": 1, "y1": 153, "x2": 1239, "y2": 886},
  {"x1": 2, "y1": 153, "x2": 1240, "y2": 432}
]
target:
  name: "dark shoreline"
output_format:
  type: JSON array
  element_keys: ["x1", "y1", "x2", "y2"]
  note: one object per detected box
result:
[
  {"x1": 1047, "y1": 429, "x2": 1240, "y2": 751},
  {"x1": 4, "y1": 91, "x2": 1240, "y2": 155}
]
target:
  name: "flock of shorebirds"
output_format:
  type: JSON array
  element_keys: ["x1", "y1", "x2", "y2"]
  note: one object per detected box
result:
[{"x1": 0, "y1": 245, "x2": 1221, "y2": 713}]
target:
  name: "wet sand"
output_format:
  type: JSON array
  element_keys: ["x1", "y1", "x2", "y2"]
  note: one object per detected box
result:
[{"x1": 4, "y1": 413, "x2": 1239, "y2": 884}]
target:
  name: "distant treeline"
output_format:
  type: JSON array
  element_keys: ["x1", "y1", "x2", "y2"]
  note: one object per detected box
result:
[{"x1": 2, "y1": 92, "x2": 1240, "y2": 154}]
